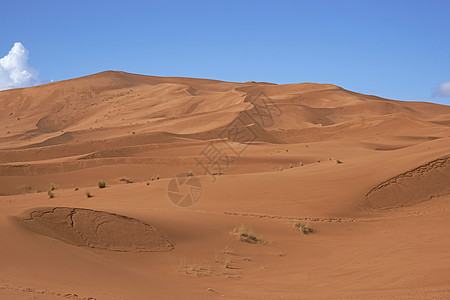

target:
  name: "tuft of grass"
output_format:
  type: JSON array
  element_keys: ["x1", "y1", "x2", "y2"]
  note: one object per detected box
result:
[
  {"x1": 289, "y1": 163, "x2": 293, "y2": 168},
  {"x1": 119, "y1": 178, "x2": 133, "y2": 184},
  {"x1": 179, "y1": 258, "x2": 212, "y2": 276},
  {"x1": 223, "y1": 244, "x2": 234, "y2": 255},
  {"x1": 299, "y1": 162, "x2": 304, "y2": 167},
  {"x1": 48, "y1": 190, "x2": 54, "y2": 199},
  {"x1": 98, "y1": 180, "x2": 106, "y2": 188},
  {"x1": 85, "y1": 191, "x2": 93, "y2": 198},
  {"x1": 187, "y1": 170, "x2": 194, "y2": 177},
  {"x1": 49, "y1": 183, "x2": 57, "y2": 191},
  {"x1": 293, "y1": 220, "x2": 313, "y2": 234},
  {"x1": 224, "y1": 255, "x2": 233, "y2": 269},
  {"x1": 233, "y1": 225, "x2": 264, "y2": 244}
]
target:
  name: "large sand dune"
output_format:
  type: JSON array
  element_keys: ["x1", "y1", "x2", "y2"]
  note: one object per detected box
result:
[{"x1": 0, "y1": 71, "x2": 449, "y2": 299}]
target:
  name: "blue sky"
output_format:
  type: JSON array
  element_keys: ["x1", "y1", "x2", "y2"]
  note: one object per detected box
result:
[{"x1": 1, "y1": 0, "x2": 449, "y2": 105}]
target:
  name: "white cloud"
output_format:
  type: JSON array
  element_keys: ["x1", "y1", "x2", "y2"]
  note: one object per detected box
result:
[
  {"x1": 434, "y1": 81, "x2": 450, "y2": 98},
  {"x1": 0, "y1": 42, "x2": 40, "y2": 90}
]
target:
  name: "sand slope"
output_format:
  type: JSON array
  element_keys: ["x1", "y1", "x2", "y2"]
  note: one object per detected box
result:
[{"x1": 0, "y1": 71, "x2": 449, "y2": 299}]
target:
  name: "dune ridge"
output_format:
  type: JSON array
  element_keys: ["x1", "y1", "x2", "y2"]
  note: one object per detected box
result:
[{"x1": 1, "y1": 71, "x2": 450, "y2": 299}]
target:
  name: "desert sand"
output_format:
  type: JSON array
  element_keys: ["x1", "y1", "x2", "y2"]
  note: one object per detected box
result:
[{"x1": 0, "y1": 71, "x2": 449, "y2": 299}]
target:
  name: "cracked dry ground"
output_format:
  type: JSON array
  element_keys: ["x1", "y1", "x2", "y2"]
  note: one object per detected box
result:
[{"x1": 16, "y1": 207, "x2": 174, "y2": 252}]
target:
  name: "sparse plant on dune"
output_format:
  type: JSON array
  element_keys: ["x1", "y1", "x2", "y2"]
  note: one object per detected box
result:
[
  {"x1": 232, "y1": 225, "x2": 264, "y2": 244},
  {"x1": 179, "y1": 258, "x2": 212, "y2": 276},
  {"x1": 47, "y1": 183, "x2": 57, "y2": 198},
  {"x1": 299, "y1": 162, "x2": 304, "y2": 167},
  {"x1": 187, "y1": 170, "x2": 194, "y2": 177},
  {"x1": 293, "y1": 220, "x2": 313, "y2": 234},
  {"x1": 49, "y1": 183, "x2": 57, "y2": 191},
  {"x1": 85, "y1": 191, "x2": 93, "y2": 198},
  {"x1": 333, "y1": 158, "x2": 343, "y2": 164},
  {"x1": 98, "y1": 180, "x2": 106, "y2": 188},
  {"x1": 119, "y1": 178, "x2": 133, "y2": 184},
  {"x1": 224, "y1": 255, "x2": 233, "y2": 269},
  {"x1": 223, "y1": 244, "x2": 234, "y2": 255}
]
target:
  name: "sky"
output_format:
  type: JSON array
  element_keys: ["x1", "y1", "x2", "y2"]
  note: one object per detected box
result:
[{"x1": 1, "y1": 0, "x2": 449, "y2": 105}]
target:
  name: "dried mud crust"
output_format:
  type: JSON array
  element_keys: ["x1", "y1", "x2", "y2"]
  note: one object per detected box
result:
[
  {"x1": 16, "y1": 207, "x2": 174, "y2": 252},
  {"x1": 365, "y1": 155, "x2": 450, "y2": 209}
]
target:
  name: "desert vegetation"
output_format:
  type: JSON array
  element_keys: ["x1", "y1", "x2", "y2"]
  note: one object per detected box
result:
[
  {"x1": 293, "y1": 220, "x2": 313, "y2": 234},
  {"x1": 98, "y1": 180, "x2": 106, "y2": 188},
  {"x1": 232, "y1": 225, "x2": 264, "y2": 244}
]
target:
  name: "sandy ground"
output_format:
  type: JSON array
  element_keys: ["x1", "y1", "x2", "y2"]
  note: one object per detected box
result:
[{"x1": 0, "y1": 71, "x2": 449, "y2": 299}]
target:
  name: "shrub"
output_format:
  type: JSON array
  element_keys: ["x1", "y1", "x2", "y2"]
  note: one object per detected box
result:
[
  {"x1": 293, "y1": 220, "x2": 313, "y2": 234},
  {"x1": 49, "y1": 183, "x2": 56, "y2": 191},
  {"x1": 85, "y1": 191, "x2": 92, "y2": 198},
  {"x1": 232, "y1": 225, "x2": 264, "y2": 244},
  {"x1": 120, "y1": 178, "x2": 132, "y2": 184},
  {"x1": 98, "y1": 180, "x2": 106, "y2": 188},
  {"x1": 187, "y1": 170, "x2": 194, "y2": 177},
  {"x1": 48, "y1": 191, "x2": 54, "y2": 199}
]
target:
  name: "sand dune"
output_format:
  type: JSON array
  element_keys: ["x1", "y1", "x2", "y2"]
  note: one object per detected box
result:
[{"x1": 0, "y1": 71, "x2": 449, "y2": 299}]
